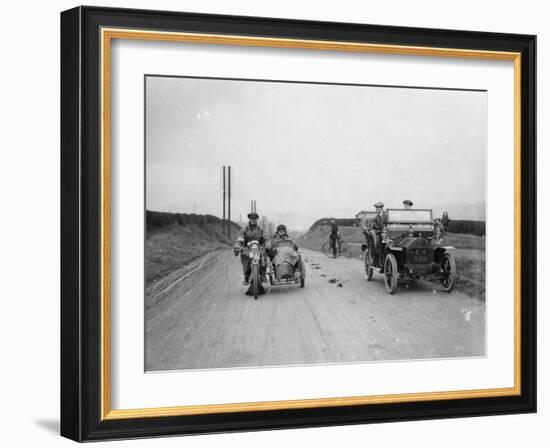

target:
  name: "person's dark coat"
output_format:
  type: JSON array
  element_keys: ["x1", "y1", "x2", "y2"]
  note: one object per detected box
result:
[
  {"x1": 235, "y1": 224, "x2": 265, "y2": 249},
  {"x1": 329, "y1": 222, "x2": 339, "y2": 240},
  {"x1": 373, "y1": 211, "x2": 387, "y2": 230}
]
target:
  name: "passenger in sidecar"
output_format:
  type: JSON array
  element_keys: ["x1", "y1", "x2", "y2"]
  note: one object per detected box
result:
[{"x1": 265, "y1": 224, "x2": 306, "y2": 288}]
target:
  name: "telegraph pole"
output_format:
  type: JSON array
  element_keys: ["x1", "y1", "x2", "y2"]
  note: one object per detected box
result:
[
  {"x1": 222, "y1": 166, "x2": 226, "y2": 232},
  {"x1": 227, "y1": 166, "x2": 232, "y2": 238}
]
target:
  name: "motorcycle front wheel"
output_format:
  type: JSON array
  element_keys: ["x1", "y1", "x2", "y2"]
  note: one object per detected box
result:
[{"x1": 251, "y1": 264, "x2": 260, "y2": 300}]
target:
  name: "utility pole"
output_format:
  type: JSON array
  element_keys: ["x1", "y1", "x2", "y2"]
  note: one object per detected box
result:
[
  {"x1": 227, "y1": 166, "x2": 232, "y2": 238},
  {"x1": 222, "y1": 166, "x2": 226, "y2": 228}
]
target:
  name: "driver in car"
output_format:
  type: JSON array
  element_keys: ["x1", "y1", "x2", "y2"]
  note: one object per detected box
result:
[{"x1": 233, "y1": 212, "x2": 266, "y2": 285}]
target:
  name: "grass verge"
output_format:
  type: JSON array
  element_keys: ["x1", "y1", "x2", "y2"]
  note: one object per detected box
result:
[{"x1": 146, "y1": 223, "x2": 234, "y2": 287}]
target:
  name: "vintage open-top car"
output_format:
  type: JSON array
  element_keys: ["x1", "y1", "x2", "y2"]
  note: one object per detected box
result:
[{"x1": 361, "y1": 208, "x2": 456, "y2": 294}]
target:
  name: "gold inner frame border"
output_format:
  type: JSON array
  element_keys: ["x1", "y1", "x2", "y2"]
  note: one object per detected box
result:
[{"x1": 99, "y1": 27, "x2": 522, "y2": 421}]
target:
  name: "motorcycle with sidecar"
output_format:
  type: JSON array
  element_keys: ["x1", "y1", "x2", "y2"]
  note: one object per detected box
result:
[{"x1": 264, "y1": 239, "x2": 306, "y2": 292}]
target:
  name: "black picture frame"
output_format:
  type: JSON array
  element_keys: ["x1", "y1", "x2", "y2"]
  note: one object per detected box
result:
[{"x1": 61, "y1": 5, "x2": 536, "y2": 442}]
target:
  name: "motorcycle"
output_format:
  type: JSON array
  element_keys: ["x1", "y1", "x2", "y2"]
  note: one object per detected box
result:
[{"x1": 244, "y1": 240, "x2": 265, "y2": 300}]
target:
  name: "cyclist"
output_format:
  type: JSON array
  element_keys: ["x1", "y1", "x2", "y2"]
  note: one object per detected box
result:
[{"x1": 329, "y1": 217, "x2": 339, "y2": 258}]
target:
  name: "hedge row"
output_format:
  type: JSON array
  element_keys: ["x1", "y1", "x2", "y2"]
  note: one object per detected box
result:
[
  {"x1": 309, "y1": 216, "x2": 485, "y2": 237},
  {"x1": 146, "y1": 210, "x2": 240, "y2": 232},
  {"x1": 446, "y1": 220, "x2": 486, "y2": 236}
]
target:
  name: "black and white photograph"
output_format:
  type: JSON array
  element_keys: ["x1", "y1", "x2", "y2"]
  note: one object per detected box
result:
[
  {"x1": 144, "y1": 75, "x2": 487, "y2": 372},
  {"x1": 52, "y1": 2, "x2": 539, "y2": 443}
]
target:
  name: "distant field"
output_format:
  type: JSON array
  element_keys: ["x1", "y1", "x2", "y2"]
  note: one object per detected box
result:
[
  {"x1": 441, "y1": 233, "x2": 485, "y2": 250},
  {"x1": 296, "y1": 227, "x2": 485, "y2": 300},
  {"x1": 296, "y1": 226, "x2": 364, "y2": 254}
]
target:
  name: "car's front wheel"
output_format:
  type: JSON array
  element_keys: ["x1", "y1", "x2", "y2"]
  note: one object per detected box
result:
[
  {"x1": 440, "y1": 252, "x2": 457, "y2": 292},
  {"x1": 384, "y1": 253, "x2": 398, "y2": 294}
]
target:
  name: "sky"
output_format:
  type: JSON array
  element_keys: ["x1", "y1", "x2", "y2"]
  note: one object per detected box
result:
[{"x1": 146, "y1": 76, "x2": 487, "y2": 231}]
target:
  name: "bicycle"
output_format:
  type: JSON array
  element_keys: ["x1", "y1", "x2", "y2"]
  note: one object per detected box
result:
[{"x1": 322, "y1": 237, "x2": 351, "y2": 258}]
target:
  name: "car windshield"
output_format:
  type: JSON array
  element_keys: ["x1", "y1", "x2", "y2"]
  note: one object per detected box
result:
[
  {"x1": 356, "y1": 211, "x2": 377, "y2": 221},
  {"x1": 386, "y1": 209, "x2": 433, "y2": 223}
]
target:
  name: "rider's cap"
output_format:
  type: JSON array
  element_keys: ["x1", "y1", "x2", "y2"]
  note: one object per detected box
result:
[
  {"x1": 374, "y1": 201, "x2": 384, "y2": 208},
  {"x1": 276, "y1": 224, "x2": 287, "y2": 232},
  {"x1": 403, "y1": 199, "x2": 413, "y2": 206},
  {"x1": 247, "y1": 212, "x2": 259, "y2": 219}
]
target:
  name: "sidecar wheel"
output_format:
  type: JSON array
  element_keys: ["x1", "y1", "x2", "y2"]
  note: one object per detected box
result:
[{"x1": 264, "y1": 275, "x2": 272, "y2": 294}]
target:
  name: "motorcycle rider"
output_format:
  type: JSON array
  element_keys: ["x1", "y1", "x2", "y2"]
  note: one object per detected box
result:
[{"x1": 233, "y1": 212, "x2": 266, "y2": 285}]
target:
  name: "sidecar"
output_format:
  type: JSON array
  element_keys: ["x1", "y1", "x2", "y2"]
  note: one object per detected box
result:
[{"x1": 265, "y1": 242, "x2": 306, "y2": 289}]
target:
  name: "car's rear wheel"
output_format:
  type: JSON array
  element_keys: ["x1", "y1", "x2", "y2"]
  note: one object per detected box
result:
[
  {"x1": 384, "y1": 253, "x2": 398, "y2": 294},
  {"x1": 440, "y1": 252, "x2": 457, "y2": 292},
  {"x1": 364, "y1": 245, "x2": 374, "y2": 281}
]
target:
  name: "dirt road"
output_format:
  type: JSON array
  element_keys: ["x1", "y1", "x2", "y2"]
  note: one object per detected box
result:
[{"x1": 145, "y1": 249, "x2": 485, "y2": 371}]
